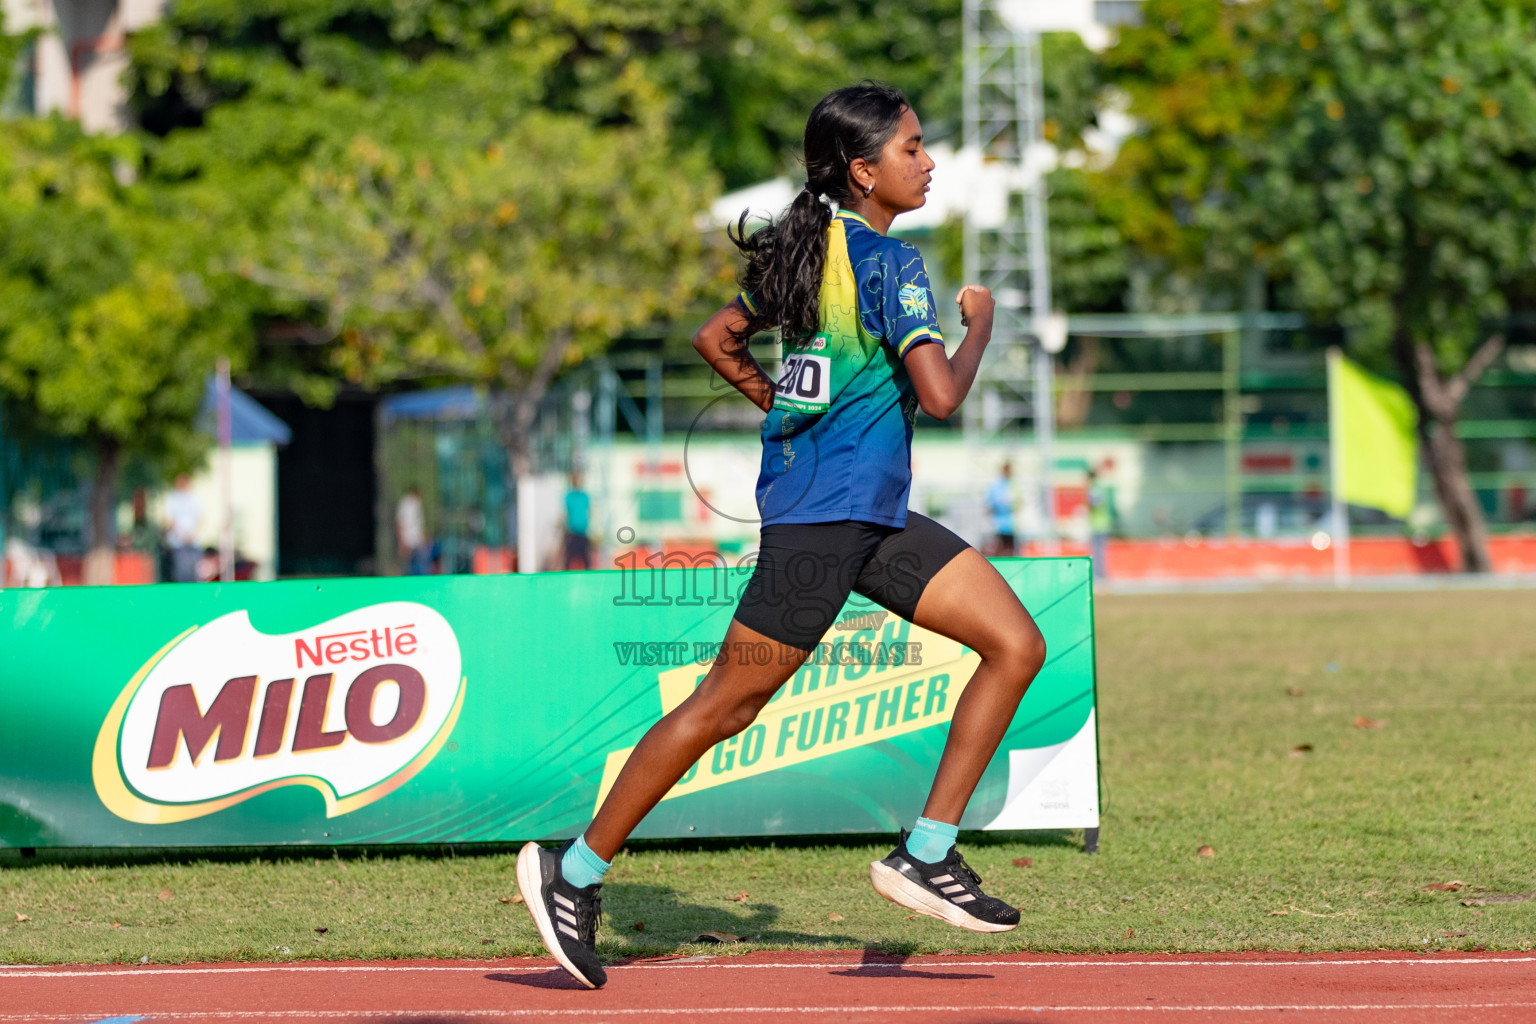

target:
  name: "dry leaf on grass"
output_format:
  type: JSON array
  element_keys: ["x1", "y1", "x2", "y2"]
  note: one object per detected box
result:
[
  {"x1": 1353, "y1": 716, "x2": 1385, "y2": 729},
  {"x1": 1268, "y1": 909, "x2": 1290, "y2": 916},
  {"x1": 1197, "y1": 845, "x2": 1215, "y2": 858},
  {"x1": 498, "y1": 894, "x2": 524, "y2": 904},
  {"x1": 1285, "y1": 687, "x2": 1304, "y2": 697},
  {"x1": 1422, "y1": 881, "x2": 1466, "y2": 892},
  {"x1": 481, "y1": 938, "x2": 493, "y2": 944},
  {"x1": 724, "y1": 891, "x2": 750, "y2": 902},
  {"x1": 1012, "y1": 857, "x2": 1033, "y2": 867},
  {"x1": 157, "y1": 889, "x2": 174, "y2": 900},
  {"x1": 903, "y1": 915, "x2": 919, "y2": 920},
  {"x1": 632, "y1": 921, "x2": 645, "y2": 932},
  {"x1": 1123, "y1": 928, "x2": 1135, "y2": 939},
  {"x1": 313, "y1": 927, "x2": 328, "y2": 935},
  {"x1": 111, "y1": 922, "x2": 122, "y2": 928},
  {"x1": 693, "y1": 931, "x2": 740, "y2": 944},
  {"x1": 1290, "y1": 744, "x2": 1313, "y2": 756},
  {"x1": 14, "y1": 913, "x2": 29, "y2": 923},
  {"x1": 828, "y1": 912, "x2": 844, "y2": 922},
  {"x1": 1442, "y1": 931, "x2": 1469, "y2": 937},
  {"x1": 937, "y1": 948, "x2": 961, "y2": 956}
]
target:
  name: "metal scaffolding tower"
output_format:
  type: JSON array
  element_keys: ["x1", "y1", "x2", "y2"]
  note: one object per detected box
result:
[{"x1": 962, "y1": 0, "x2": 1057, "y2": 544}]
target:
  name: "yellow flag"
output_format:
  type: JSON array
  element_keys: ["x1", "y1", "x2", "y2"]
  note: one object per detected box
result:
[{"x1": 1327, "y1": 350, "x2": 1419, "y2": 519}]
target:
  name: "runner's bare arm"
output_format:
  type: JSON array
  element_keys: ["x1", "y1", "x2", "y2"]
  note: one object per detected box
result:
[
  {"x1": 903, "y1": 285, "x2": 995, "y2": 420},
  {"x1": 692, "y1": 303, "x2": 777, "y2": 413}
]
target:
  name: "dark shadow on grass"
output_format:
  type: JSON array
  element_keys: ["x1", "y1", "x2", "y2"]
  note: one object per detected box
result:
[
  {"x1": 616, "y1": 828, "x2": 1084, "y2": 856},
  {"x1": 828, "y1": 945, "x2": 994, "y2": 981}
]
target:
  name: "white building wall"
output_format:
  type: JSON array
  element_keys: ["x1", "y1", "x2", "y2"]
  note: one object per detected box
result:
[
  {"x1": 3, "y1": 0, "x2": 167, "y2": 133},
  {"x1": 1000, "y1": 0, "x2": 1113, "y2": 49},
  {"x1": 152, "y1": 444, "x2": 281, "y2": 582},
  {"x1": 584, "y1": 433, "x2": 1157, "y2": 561}
]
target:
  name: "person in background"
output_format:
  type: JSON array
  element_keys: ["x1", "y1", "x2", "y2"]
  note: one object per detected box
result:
[
  {"x1": 163, "y1": 474, "x2": 202, "y2": 583},
  {"x1": 985, "y1": 461, "x2": 1017, "y2": 556},
  {"x1": 1086, "y1": 463, "x2": 1113, "y2": 580},
  {"x1": 397, "y1": 486, "x2": 432, "y2": 575},
  {"x1": 563, "y1": 471, "x2": 593, "y2": 570}
]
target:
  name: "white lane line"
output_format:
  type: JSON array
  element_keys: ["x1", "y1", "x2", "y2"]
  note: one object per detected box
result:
[
  {"x1": 0, "y1": 956, "x2": 1532, "y2": 980},
  {"x1": 1, "y1": 1004, "x2": 1535, "y2": 1020}
]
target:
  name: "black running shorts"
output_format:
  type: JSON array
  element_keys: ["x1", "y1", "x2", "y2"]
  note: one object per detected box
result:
[{"x1": 733, "y1": 511, "x2": 970, "y2": 651}]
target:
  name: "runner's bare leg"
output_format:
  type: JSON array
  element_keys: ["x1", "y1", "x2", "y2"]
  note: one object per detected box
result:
[
  {"x1": 905, "y1": 548, "x2": 1046, "y2": 824},
  {"x1": 583, "y1": 619, "x2": 805, "y2": 860}
]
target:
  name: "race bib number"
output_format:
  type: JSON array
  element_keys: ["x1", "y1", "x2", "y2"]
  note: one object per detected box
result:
[{"x1": 775, "y1": 353, "x2": 832, "y2": 413}]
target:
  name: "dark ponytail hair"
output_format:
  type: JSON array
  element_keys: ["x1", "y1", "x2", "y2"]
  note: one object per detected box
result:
[{"x1": 729, "y1": 82, "x2": 909, "y2": 344}]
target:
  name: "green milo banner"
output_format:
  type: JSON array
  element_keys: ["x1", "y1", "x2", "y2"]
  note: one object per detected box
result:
[{"x1": 0, "y1": 559, "x2": 1098, "y2": 848}]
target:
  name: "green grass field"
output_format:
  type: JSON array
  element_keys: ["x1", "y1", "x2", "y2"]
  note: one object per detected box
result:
[{"x1": 3, "y1": 588, "x2": 1533, "y2": 963}]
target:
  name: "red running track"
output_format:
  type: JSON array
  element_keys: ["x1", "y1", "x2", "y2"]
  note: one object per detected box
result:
[{"x1": 3, "y1": 950, "x2": 1535, "y2": 1023}]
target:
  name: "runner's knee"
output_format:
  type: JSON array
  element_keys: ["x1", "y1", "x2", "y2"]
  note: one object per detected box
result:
[
  {"x1": 687, "y1": 676, "x2": 783, "y2": 742},
  {"x1": 718, "y1": 699, "x2": 768, "y2": 739},
  {"x1": 982, "y1": 619, "x2": 1046, "y2": 686}
]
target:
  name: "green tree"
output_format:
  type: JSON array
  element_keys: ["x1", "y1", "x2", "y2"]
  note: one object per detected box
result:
[
  {"x1": 246, "y1": 81, "x2": 718, "y2": 479},
  {"x1": 128, "y1": 0, "x2": 966, "y2": 192},
  {"x1": 133, "y1": 17, "x2": 720, "y2": 476},
  {"x1": 0, "y1": 121, "x2": 244, "y2": 581},
  {"x1": 1094, "y1": 0, "x2": 1282, "y2": 291},
  {"x1": 1042, "y1": 30, "x2": 1103, "y2": 151},
  {"x1": 1047, "y1": 167, "x2": 1130, "y2": 315},
  {"x1": 1245, "y1": 0, "x2": 1536, "y2": 571},
  {"x1": 1095, "y1": 0, "x2": 1536, "y2": 569},
  {"x1": 0, "y1": 7, "x2": 30, "y2": 104},
  {"x1": 125, "y1": 0, "x2": 892, "y2": 483}
]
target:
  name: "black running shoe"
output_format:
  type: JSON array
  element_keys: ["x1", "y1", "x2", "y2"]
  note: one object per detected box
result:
[
  {"x1": 869, "y1": 830, "x2": 1020, "y2": 933},
  {"x1": 515, "y1": 840, "x2": 607, "y2": 988}
]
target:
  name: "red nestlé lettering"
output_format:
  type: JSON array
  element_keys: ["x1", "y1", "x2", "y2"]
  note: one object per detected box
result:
[{"x1": 294, "y1": 625, "x2": 418, "y2": 669}]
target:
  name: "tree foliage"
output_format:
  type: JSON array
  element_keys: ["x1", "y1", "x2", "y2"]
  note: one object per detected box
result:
[
  {"x1": 122, "y1": 3, "x2": 728, "y2": 476},
  {"x1": 1047, "y1": 166, "x2": 1129, "y2": 315},
  {"x1": 127, "y1": 0, "x2": 964, "y2": 191},
  {"x1": 0, "y1": 120, "x2": 247, "y2": 571},
  {"x1": 111, "y1": 0, "x2": 976, "y2": 483},
  {"x1": 1094, "y1": 0, "x2": 1283, "y2": 290},
  {"x1": 0, "y1": 7, "x2": 28, "y2": 103},
  {"x1": 1093, "y1": 0, "x2": 1536, "y2": 568},
  {"x1": 256, "y1": 87, "x2": 718, "y2": 472},
  {"x1": 1247, "y1": 0, "x2": 1536, "y2": 570}
]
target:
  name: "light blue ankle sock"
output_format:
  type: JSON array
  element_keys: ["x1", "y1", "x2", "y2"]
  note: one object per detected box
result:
[
  {"x1": 905, "y1": 817, "x2": 959, "y2": 863},
  {"x1": 560, "y1": 834, "x2": 611, "y2": 889}
]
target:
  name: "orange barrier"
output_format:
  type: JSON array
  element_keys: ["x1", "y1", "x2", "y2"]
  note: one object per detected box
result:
[
  {"x1": 52, "y1": 552, "x2": 159, "y2": 586},
  {"x1": 472, "y1": 545, "x2": 515, "y2": 574},
  {"x1": 1030, "y1": 535, "x2": 1536, "y2": 579}
]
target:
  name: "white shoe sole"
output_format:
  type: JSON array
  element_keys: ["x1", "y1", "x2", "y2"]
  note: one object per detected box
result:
[
  {"x1": 516, "y1": 842, "x2": 599, "y2": 989},
  {"x1": 869, "y1": 860, "x2": 1018, "y2": 934}
]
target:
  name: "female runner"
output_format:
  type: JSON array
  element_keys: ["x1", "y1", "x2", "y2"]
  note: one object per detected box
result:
[{"x1": 517, "y1": 82, "x2": 1047, "y2": 989}]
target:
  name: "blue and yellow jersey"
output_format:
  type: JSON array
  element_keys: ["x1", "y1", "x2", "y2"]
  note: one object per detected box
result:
[{"x1": 739, "y1": 210, "x2": 944, "y2": 528}]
